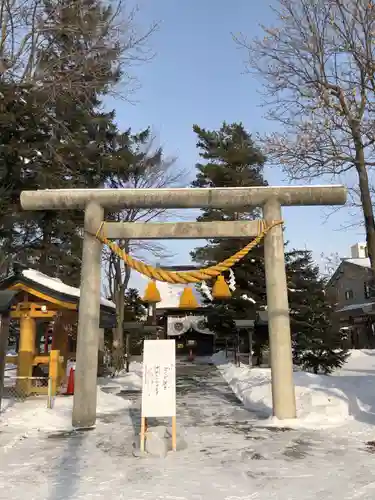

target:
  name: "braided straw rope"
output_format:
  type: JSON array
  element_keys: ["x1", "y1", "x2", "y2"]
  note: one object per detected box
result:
[{"x1": 95, "y1": 219, "x2": 283, "y2": 284}]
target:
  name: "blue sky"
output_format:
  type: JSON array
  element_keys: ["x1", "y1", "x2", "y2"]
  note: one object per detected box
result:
[{"x1": 105, "y1": 0, "x2": 366, "y2": 292}]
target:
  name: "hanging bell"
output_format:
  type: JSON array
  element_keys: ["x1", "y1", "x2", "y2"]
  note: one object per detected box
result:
[
  {"x1": 212, "y1": 275, "x2": 232, "y2": 300},
  {"x1": 143, "y1": 280, "x2": 161, "y2": 303},
  {"x1": 179, "y1": 286, "x2": 199, "y2": 309}
]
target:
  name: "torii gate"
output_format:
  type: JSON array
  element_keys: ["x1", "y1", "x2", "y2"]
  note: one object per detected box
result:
[{"x1": 20, "y1": 185, "x2": 347, "y2": 428}]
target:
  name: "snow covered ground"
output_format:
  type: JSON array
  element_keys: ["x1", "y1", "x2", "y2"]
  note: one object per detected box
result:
[
  {"x1": 1, "y1": 353, "x2": 375, "y2": 499},
  {"x1": 213, "y1": 349, "x2": 375, "y2": 430}
]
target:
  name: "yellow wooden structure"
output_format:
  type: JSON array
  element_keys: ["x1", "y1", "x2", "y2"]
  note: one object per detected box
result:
[
  {"x1": 0, "y1": 266, "x2": 116, "y2": 398},
  {"x1": 7, "y1": 299, "x2": 68, "y2": 396}
]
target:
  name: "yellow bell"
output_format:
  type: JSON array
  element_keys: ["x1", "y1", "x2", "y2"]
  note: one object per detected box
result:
[
  {"x1": 212, "y1": 275, "x2": 232, "y2": 299},
  {"x1": 179, "y1": 286, "x2": 199, "y2": 309},
  {"x1": 143, "y1": 280, "x2": 161, "y2": 303}
]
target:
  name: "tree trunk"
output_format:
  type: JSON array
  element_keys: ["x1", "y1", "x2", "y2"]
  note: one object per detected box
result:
[
  {"x1": 40, "y1": 214, "x2": 53, "y2": 273},
  {"x1": 119, "y1": 256, "x2": 132, "y2": 372},
  {"x1": 253, "y1": 343, "x2": 262, "y2": 366},
  {"x1": 97, "y1": 328, "x2": 105, "y2": 376},
  {"x1": 248, "y1": 328, "x2": 253, "y2": 367},
  {"x1": 353, "y1": 130, "x2": 375, "y2": 275},
  {"x1": 110, "y1": 238, "x2": 132, "y2": 375},
  {"x1": 124, "y1": 331, "x2": 130, "y2": 372},
  {"x1": 113, "y1": 285, "x2": 125, "y2": 373},
  {"x1": 356, "y1": 164, "x2": 375, "y2": 267},
  {"x1": 0, "y1": 315, "x2": 10, "y2": 410}
]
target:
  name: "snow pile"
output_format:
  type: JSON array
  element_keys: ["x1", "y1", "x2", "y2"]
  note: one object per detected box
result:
[
  {"x1": 213, "y1": 350, "x2": 375, "y2": 429},
  {"x1": 344, "y1": 348, "x2": 375, "y2": 361},
  {"x1": 105, "y1": 361, "x2": 143, "y2": 392},
  {"x1": 1, "y1": 361, "x2": 144, "y2": 435},
  {"x1": 1, "y1": 384, "x2": 132, "y2": 433},
  {"x1": 4, "y1": 363, "x2": 17, "y2": 373}
]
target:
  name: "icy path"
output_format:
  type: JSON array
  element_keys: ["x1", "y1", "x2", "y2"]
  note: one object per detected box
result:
[{"x1": 1, "y1": 360, "x2": 375, "y2": 499}]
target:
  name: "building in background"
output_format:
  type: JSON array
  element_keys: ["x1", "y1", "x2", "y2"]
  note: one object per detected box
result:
[
  {"x1": 139, "y1": 268, "x2": 214, "y2": 356},
  {"x1": 139, "y1": 268, "x2": 265, "y2": 359},
  {"x1": 326, "y1": 243, "x2": 375, "y2": 348}
]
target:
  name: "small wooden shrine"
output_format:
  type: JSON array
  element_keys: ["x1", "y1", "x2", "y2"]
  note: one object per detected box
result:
[{"x1": 0, "y1": 264, "x2": 116, "y2": 396}]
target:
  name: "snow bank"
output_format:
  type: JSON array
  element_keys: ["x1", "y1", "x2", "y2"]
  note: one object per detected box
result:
[
  {"x1": 1, "y1": 361, "x2": 144, "y2": 435},
  {"x1": 105, "y1": 361, "x2": 143, "y2": 392},
  {"x1": 212, "y1": 351, "x2": 375, "y2": 429},
  {"x1": 1, "y1": 365, "x2": 143, "y2": 434},
  {"x1": 1, "y1": 379, "x2": 137, "y2": 433},
  {"x1": 340, "y1": 348, "x2": 375, "y2": 368}
]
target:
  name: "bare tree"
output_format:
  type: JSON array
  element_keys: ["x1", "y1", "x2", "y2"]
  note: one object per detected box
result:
[
  {"x1": 320, "y1": 251, "x2": 343, "y2": 278},
  {"x1": 0, "y1": 0, "x2": 157, "y2": 96},
  {"x1": 236, "y1": 0, "x2": 375, "y2": 272},
  {"x1": 0, "y1": 1, "x2": 158, "y2": 277},
  {"x1": 335, "y1": 181, "x2": 375, "y2": 229},
  {"x1": 103, "y1": 132, "x2": 187, "y2": 372}
]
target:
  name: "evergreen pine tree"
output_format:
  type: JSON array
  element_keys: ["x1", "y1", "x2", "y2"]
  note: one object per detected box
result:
[
  {"x1": 287, "y1": 250, "x2": 349, "y2": 374},
  {"x1": 30, "y1": 0, "x2": 123, "y2": 283},
  {"x1": 123, "y1": 288, "x2": 147, "y2": 322},
  {"x1": 0, "y1": 77, "x2": 119, "y2": 284},
  {"x1": 190, "y1": 122, "x2": 268, "y2": 352},
  {"x1": 0, "y1": 0, "x2": 128, "y2": 284},
  {"x1": 0, "y1": 82, "x2": 52, "y2": 276},
  {"x1": 36, "y1": 0, "x2": 122, "y2": 188},
  {"x1": 190, "y1": 123, "x2": 348, "y2": 373}
]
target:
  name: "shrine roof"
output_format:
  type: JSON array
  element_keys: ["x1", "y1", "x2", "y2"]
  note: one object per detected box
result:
[
  {"x1": 0, "y1": 265, "x2": 116, "y2": 313},
  {"x1": 139, "y1": 274, "x2": 205, "y2": 309}
]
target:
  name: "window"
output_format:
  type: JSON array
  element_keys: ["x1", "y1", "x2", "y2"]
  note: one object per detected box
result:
[
  {"x1": 345, "y1": 290, "x2": 354, "y2": 300},
  {"x1": 364, "y1": 282, "x2": 372, "y2": 299}
]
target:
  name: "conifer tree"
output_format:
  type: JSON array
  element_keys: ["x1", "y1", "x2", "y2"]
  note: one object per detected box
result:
[
  {"x1": 0, "y1": 0, "x2": 130, "y2": 283},
  {"x1": 191, "y1": 123, "x2": 348, "y2": 373},
  {"x1": 0, "y1": 0, "x2": 158, "y2": 283},
  {"x1": 191, "y1": 122, "x2": 268, "y2": 354},
  {"x1": 0, "y1": 82, "x2": 51, "y2": 276},
  {"x1": 287, "y1": 250, "x2": 349, "y2": 374},
  {"x1": 25, "y1": 0, "x2": 124, "y2": 283}
]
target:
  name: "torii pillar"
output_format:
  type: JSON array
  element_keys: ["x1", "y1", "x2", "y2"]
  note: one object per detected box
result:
[
  {"x1": 20, "y1": 185, "x2": 347, "y2": 427},
  {"x1": 263, "y1": 198, "x2": 295, "y2": 418}
]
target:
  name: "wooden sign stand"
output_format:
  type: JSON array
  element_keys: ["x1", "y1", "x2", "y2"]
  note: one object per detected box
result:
[
  {"x1": 140, "y1": 415, "x2": 177, "y2": 452},
  {"x1": 140, "y1": 339, "x2": 177, "y2": 453}
]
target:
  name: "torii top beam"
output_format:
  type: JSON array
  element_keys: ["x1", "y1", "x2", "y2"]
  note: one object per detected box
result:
[{"x1": 20, "y1": 185, "x2": 347, "y2": 211}]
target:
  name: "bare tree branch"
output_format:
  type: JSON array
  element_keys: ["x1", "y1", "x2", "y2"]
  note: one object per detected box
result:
[
  {"x1": 101, "y1": 131, "x2": 187, "y2": 370},
  {"x1": 235, "y1": 0, "x2": 375, "y2": 272},
  {"x1": 0, "y1": 0, "x2": 158, "y2": 100},
  {"x1": 103, "y1": 131, "x2": 188, "y2": 301}
]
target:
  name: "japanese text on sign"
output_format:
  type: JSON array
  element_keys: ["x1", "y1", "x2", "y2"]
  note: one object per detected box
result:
[
  {"x1": 143, "y1": 363, "x2": 174, "y2": 397},
  {"x1": 141, "y1": 340, "x2": 176, "y2": 418}
]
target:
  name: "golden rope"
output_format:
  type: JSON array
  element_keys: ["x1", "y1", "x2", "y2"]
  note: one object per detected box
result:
[{"x1": 95, "y1": 219, "x2": 283, "y2": 284}]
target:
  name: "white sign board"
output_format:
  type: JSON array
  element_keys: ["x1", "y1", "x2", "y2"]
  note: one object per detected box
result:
[{"x1": 141, "y1": 339, "x2": 176, "y2": 418}]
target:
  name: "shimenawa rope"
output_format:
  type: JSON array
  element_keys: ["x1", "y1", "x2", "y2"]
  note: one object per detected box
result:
[{"x1": 95, "y1": 219, "x2": 283, "y2": 284}]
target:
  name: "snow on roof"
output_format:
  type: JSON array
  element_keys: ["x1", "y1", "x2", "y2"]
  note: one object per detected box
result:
[
  {"x1": 139, "y1": 275, "x2": 203, "y2": 309},
  {"x1": 22, "y1": 269, "x2": 115, "y2": 309},
  {"x1": 336, "y1": 301, "x2": 375, "y2": 313},
  {"x1": 344, "y1": 258, "x2": 371, "y2": 268}
]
